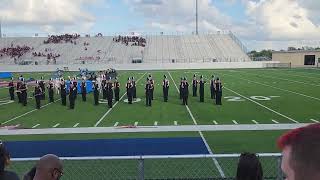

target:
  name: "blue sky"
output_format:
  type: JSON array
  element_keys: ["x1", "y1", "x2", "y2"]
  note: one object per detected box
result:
[{"x1": 1, "y1": 0, "x2": 320, "y2": 50}]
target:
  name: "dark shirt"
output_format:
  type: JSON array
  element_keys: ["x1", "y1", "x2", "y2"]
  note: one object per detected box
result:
[{"x1": 0, "y1": 170, "x2": 20, "y2": 180}]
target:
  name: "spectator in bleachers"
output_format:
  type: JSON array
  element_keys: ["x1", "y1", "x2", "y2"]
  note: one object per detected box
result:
[
  {"x1": 0, "y1": 45, "x2": 32, "y2": 59},
  {"x1": 0, "y1": 141, "x2": 20, "y2": 180},
  {"x1": 236, "y1": 152, "x2": 263, "y2": 180},
  {"x1": 44, "y1": 34, "x2": 80, "y2": 44},
  {"x1": 33, "y1": 154, "x2": 63, "y2": 180},
  {"x1": 277, "y1": 123, "x2": 320, "y2": 180},
  {"x1": 113, "y1": 35, "x2": 146, "y2": 47}
]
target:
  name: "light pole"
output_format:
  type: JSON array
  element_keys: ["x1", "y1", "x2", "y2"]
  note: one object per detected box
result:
[{"x1": 196, "y1": 0, "x2": 198, "y2": 35}]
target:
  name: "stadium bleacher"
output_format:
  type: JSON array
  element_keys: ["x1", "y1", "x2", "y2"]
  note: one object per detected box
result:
[{"x1": 0, "y1": 32, "x2": 251, "y2": 66}]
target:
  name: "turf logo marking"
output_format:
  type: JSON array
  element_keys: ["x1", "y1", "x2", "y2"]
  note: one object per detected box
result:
[
  {"x1": 224, "y1": 96, "x2": 280, "y2": 102},
  {"x1": 123, "y1": 98, "x2": 142, "y2": 103}
]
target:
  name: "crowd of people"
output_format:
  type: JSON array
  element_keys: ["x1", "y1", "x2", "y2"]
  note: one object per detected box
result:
[
  {"x1": 43, "y1": 34, "x2": 80, "y2": 44},
  {"x1": 113, "y1": 35, "x2": 146, "y2": 47},
  {"x1": 0, "y1": 45, "x2": 33, "y2": 59},
  {"x1": 32, "y1": 52, "x2": 60, "y2": 60},
  {"x1": 1, "y1": 123, "x2": 319, "y2": 179}
]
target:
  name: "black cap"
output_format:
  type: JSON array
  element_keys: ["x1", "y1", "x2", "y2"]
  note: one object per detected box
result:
[
  {"x1": 164, "y1": 75, "x2": 167, "y2": 78},
  {"x1": 184, "y1": 77, "x2": 187, "y2": 81},
  {"x1": 193, "y1": 74, "x2": 196, "y2": 77}
]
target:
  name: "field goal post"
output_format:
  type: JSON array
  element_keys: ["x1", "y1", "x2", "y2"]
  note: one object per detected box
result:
[{"x1": 263, "y1": 62, "x2": 292, "y2": 69}]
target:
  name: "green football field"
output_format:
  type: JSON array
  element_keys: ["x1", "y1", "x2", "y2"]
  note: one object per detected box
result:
[
  {"x1": 1, "y1": 68, "x2": 319, "y2": 128},
  {"x1": 1, "y1": 67, "x2": 319, "y2": 152},
  {"x1": 1, "y1": 68, "x2": 319, "y2": 179}
]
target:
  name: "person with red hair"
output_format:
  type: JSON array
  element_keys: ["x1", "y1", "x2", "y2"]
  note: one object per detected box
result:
[{"x1": 277, "y1": 123, "x2": 320, "y2": 180}]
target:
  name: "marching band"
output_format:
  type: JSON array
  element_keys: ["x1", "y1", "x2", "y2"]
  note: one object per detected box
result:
[{"x1": 7, "y1": 73, "x2": 223, "y2": 110}]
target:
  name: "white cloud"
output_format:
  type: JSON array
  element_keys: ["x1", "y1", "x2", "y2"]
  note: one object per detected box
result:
[
  {"x1": 123, "y1": 0, "x2": 231, "y2": 33},
  {"x1": 243, "y1": 0, "x2": 320, "y2": 40},
  {"x1": 0, "y1": 0, "x2": 97, "y2": 34}
]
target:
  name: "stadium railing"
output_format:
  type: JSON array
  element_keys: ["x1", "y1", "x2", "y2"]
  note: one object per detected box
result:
[
  {"x1": 263, "y1": 62, "x2": 292, "y2": 69},
  {"x1": 10, "y1": 153, "x2": 283, "y2": 180}
]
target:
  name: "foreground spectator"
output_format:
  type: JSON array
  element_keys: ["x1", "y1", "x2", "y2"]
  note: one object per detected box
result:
[
  {"x1": 236, "y1": 152, "x2": 263, "y2": 180},
  {"x1": 0, "y1": 141, "x2": 20, "y2": 180},
  {"x1": 33, "y1": 154, "x2": 63, "y2": 180},
  {"x1": 22, "y1": 167, "x2": 36, "y2": 180},
  {"x1": 277, "y1": 123, "x2": 320, "y2": 180}
]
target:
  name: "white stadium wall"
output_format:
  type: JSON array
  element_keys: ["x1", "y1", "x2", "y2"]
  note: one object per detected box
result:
[{"x1": 0, "y1": 61, "x2": 280, "y2": 72}]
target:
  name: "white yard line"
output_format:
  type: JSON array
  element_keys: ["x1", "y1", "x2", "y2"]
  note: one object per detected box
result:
[
  {"x1": 237, "y1": 71, "x2": 320, "y2": 87},
  {"x1": 154, "y1": 121, "x2": 158, "y2": 126},
  {"x1": 168, "y1": 71, "x2": 226, "y2": 178},
  {"x1": 94, "y1": 72, "x2": 147, "y2": 127},
  {"x1": 113, "y1": 122, "x2": 119, "y2": 127},
  {"x1": 232, "y1": 120, "x2": 238, "y2": 125},
  {"x1": 224, "y1": 74, "x2": 320, "y2": 102},
  {"x1": 73, "y1": 123, "x2": 80, "y2": 128},
  {"x1": 224, "y1": 87, "x2": 299, "y2": 124},
  {"x1": 1, "y1": 99, "x2": 61, "y2": 125},
  {"x1": 252, "y1": 120, "x2": 259, "y2": 124},
  {"x1": 213, "y1": 120, "x2": 218, "y2": 125},
  {"x1": 0, "y1": 97, "x2": 9, "y2": 101},
  {"x1": 0, "y1": 100, "x2": 14, "y2": 106},
  {"x1": 0, "y1": 124, "x2": 311, "y2": 135},
  {"x1": 310, "y1": 119, "x2": 319, "y2": 123},
  {"x1": 53, "y1": 123, "x2": 60, "y2": 128},
  {"x1": 273, "y1": 70, "x2": 320, "y2": 80},
  {"x1": 32, "y1": 124, "x2": 40, "y2": 129},
  {"x1": 272, "y1": 120, "x2": 279, "y2": 124}
]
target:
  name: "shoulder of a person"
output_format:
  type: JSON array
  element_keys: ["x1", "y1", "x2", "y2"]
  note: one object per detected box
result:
[{"x1": 2, "y1": 171, "x2": 20, "y2": 180}]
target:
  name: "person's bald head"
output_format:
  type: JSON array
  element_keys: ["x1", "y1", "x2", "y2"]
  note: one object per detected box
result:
[
  {"x1": 37, "y1": 154, "x2": 62, "y2": 170},
  {"x1": 34, "y1": 154, "x2": 63, "y2": 180}
]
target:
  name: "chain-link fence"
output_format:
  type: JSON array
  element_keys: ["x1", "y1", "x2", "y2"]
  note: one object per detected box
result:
[{"x1": 9, "y1": 153, "x2": 283, "y2": 180}]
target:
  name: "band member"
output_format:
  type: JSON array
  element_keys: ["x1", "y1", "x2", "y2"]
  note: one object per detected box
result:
[
  {"x1": 181, "y1": 77, "x2": 189, "y2": 105},
  {"x1": 150, "y1": 76, "x2": 155, "y2": 100},
  {"x1": 81, "y1": 78, "x2": 87, "y2": 102},
  {"x1": 114, "y1": 77, "x2": 120, "y2": 101},
  {"x1": 20, "y1": 79, "x2": 28, "y2": 106},
  {"x1": 39, "y1": 77, "x2": 45, "y2": 100},
  {"x1": 8, "y1": 78, "x2": 15, "y2": 100},
  {"x1": 199, "y1": 75, "x2": 206, "y2": 102},
  {"x1": 145, "y1": 78, "x2": 152, "y2": 106},
  {"x1": 215, "y1": 77, "x2": 223, "y2": 105},
  {"x1": 69, "y1": 84, "x2": 76, "y2": 109},
  {"x1": 192, "y1": 74, "x2": 198, "y2": 97},
  {"x1": 132, "y1": 77, "x2": 137, "y2": 99},
  {"x1": 47, "y1": 79, "x2": 54, "y2": 103},
  {"x1": 16, "y1": 79, "x2": 22, "y2": 103},
  {"x1": 60, "y1": 79, "x2": 67, "y2": 106},
  {"x1": 162, "y1": 75, "x2": 169, "y2": 102},
  {"x1": 102, "y1": 77, "x2": 107, "y2": 99},
  {"x1": 34, "y1": 81, "x2": 42, "y2": 109},
  {"x1": 179, "y1": 77, "x2": 183, "y2": 99},
  {"x1": 126, "y1": 77, "x2": 133, "y2": 104},
  {"x1": 107, "y1": 77, "x2": 113, "y2": 108},
  {"x1": 210, "y1": 75, "x2": 216, "y2": 99},
  {"x1": 72, "y1": 77, "x2": 78, "y2": 100},
  {"x1": 54, "y1": 78, "x2": 60, "y2": 95},
  {"x1": 93, "y1": 81, "x2": 99, "y2": 105}
]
